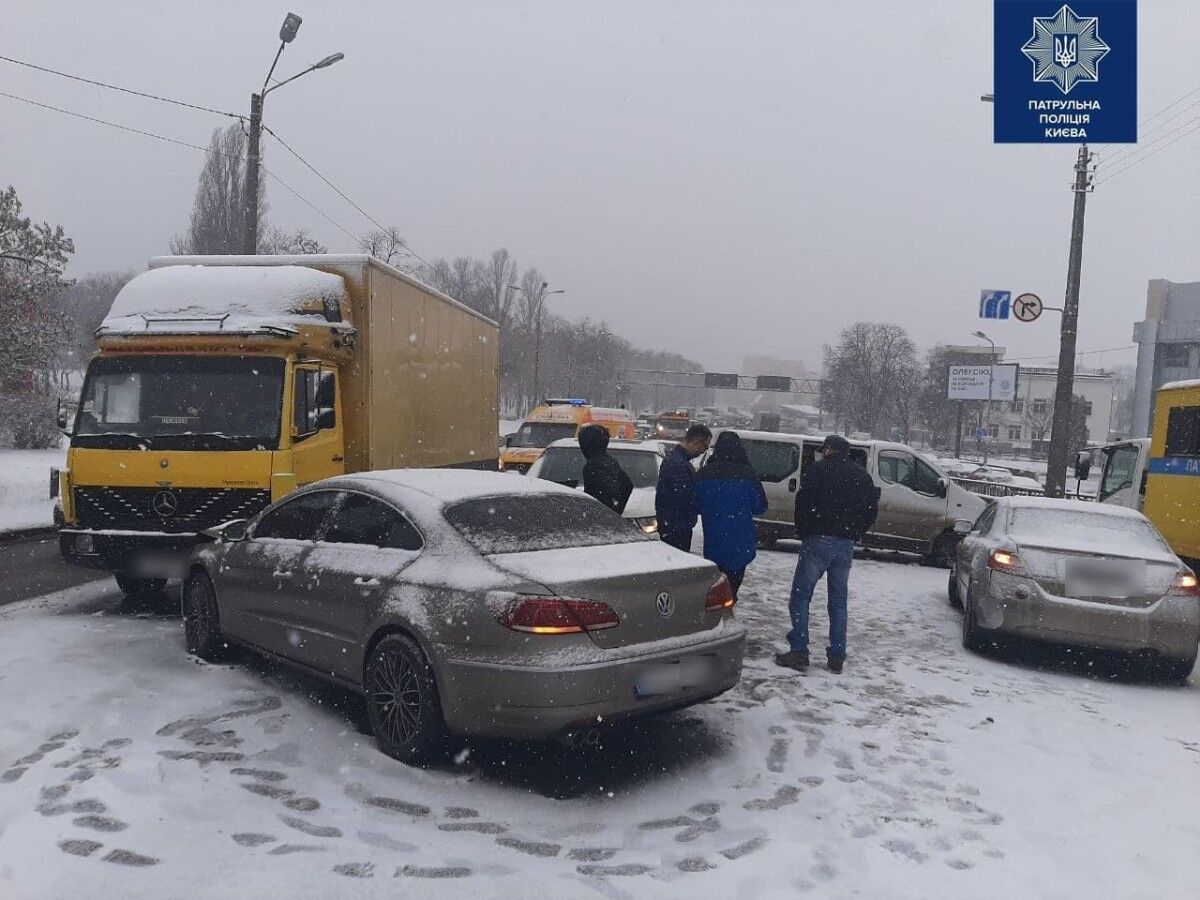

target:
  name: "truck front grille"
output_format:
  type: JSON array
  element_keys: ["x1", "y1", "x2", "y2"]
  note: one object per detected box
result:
[{"x1": 73, "y1": 487, "x2": 271, "y2": 533}]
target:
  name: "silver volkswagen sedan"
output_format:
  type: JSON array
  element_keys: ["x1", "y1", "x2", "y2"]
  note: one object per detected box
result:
[
  {"x1": 183, "y1": 470, "x2": 745, "y2": 764},
  {"x1": 950, "y1": 496, "x2": 1200, "y2": 680}
]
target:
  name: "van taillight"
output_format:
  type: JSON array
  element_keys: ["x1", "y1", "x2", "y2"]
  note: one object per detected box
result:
[
  {"x1": 498, "y1": 596, "x2": 620, "y2": 634},
  {"x1": 705, "y1": 575, "x2": 735, "y2": 611}
]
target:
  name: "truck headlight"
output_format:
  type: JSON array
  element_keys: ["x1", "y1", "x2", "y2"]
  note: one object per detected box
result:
[
  {"x1": 75, "y1": 533, "x2": 96, "y2": 555},
  {"x1": 635, "y1": 517, "x2": 659, "y2": 534}
]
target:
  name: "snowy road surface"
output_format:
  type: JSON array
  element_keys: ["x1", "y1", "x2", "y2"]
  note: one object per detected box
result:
[{"x1": 0, "y1": 550, "x2": 1197, "y2": 898}]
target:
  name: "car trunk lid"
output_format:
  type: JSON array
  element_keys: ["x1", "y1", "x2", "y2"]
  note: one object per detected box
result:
[
  {"x1": 1015, "y1": 540, "x2": 1178, "y2": 608},
  {"x1": 489, "y1": 542, "x2": 721, "y2": 648}
]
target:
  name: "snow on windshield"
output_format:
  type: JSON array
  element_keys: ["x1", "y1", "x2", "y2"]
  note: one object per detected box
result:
[
  {"x1": 444, "y1": 494, "x2": 651, "y2": 554},
  {"x1": 101, "y1": 265, "x2": 347, "y2": 333},
  {"x1": 1008, "y1": 507, "x2": 1170, "y2": 556}
]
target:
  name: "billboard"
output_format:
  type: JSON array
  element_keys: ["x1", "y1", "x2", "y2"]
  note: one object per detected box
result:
[{"x1": 948, "y1": 365, "x2": 1020, "y2": 401}]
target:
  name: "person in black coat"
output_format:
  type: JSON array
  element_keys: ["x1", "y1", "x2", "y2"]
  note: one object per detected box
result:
[
  {"x1": 655, "y1": 424, "x2": 712, "y2": 551},
  {"x1": 579, "y1": 424, "x2": 634, "y2": 514},
  {"x1": 776, "y1": 434, "x2": 879, "y2": 675}
]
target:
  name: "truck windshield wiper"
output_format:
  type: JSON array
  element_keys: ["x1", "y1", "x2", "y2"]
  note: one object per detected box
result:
[
  {"x1": 154, "y1": 433, "x2": 268, "y2": 449},
  {"x1": 73, "y1": 432, "x2": 153, "y2": 449}
]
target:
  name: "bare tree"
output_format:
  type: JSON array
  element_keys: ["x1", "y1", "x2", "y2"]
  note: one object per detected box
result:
[
  {"x1": 359, "y1": 226, "x2": 418, "y2": 271},
  {"x1": 823, "y1": 322, "x2": 918, "y2": 437},
  {"x1": 51, "y1": 270, "x2": 134, "y2": 383},
  {"x1": 171, "y1": 124, "x2": 266, "y2": 254},
  {"x1": 260, "y1": 227, "x2": 327, "y2": 255},
  {"x1": 476, "y1": 248, "x2": 519, "y2": 330},
  {"x1": 0, "y1": 184, "x2": 74, "y2": 447}
]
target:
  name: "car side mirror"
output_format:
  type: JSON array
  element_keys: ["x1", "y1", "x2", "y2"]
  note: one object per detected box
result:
[
  {"x1": 1074, "y1": 451, "x2": 1092, "y2": 482},
  {"x1": 221, "y1": 519, "x2": 249, "y2": 542},
  {"x1": 953, "y1": 519, "x2": 972, "y2": 535},
  {"x1": 316, "y1": 408, "x2": 336, "y2": 431}
]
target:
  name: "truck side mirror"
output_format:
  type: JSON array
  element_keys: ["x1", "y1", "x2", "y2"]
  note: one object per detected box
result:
[
  {"x1": 316, "y1": 408, "x2": 336, "y2": 431},
  {"x1": 504, "y1": 434, "x2": 514, "y2": 448},
  {"x1": 1074, "y1": 451, "x2": 1092, "y2": 482},
  {"x1": 936, "y1": 478, "x2": 948, "y2": 499},
  {"x1": 55, "y1": 398, "x2": 69, "y2": 431}
]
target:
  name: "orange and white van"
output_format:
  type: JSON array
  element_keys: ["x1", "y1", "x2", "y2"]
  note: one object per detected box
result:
[{"x1": 499, "y1": 399, "x2": 636, "y2": 473}]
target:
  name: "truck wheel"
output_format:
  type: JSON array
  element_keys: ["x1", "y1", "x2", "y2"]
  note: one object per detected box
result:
[
  {"x1": 364, "y1": 634, "x2": 448, "y2": 766},
  {"x1": 182, "y1": 571, "x2": 226, "y2": 661},
  {"x1": 115, "y1": 574, "x2": 167, "y2": 608},
  {"x1": 948, "y1": 568, "x2": 963, "y2": 609}
]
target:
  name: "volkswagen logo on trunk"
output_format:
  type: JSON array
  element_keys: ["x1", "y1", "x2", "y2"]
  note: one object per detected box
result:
[
  {"x1": 655, "y1": 591, "x2": 674, "y2": 618},
  {"x1": 151, "y1": 490, "x2": 179, "y2": 518}
]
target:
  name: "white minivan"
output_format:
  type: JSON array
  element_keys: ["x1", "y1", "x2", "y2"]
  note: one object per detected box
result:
[{"x1": 717, "y1": 430, "x2": 988, "y2": 565}]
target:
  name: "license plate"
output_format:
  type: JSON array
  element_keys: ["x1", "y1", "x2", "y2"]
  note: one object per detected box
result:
[
  {"x1": 1065, "y1": 558, "x2": 1144, "y2": 599},
  {"x1": 633, "y1": 657, "x2": 719, "y2": 699},
  {"x1": 129, "y1": 552, "x2": 190, "y2": 580}
]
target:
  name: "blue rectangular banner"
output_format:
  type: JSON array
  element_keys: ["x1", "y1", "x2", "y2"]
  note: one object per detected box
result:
[
  {"x1": 994, "y1": 0, "x2": 1137, "y2": 144},
  {"x1": 1147, "y1": 457, "x2": 1200, "y2": 476}
]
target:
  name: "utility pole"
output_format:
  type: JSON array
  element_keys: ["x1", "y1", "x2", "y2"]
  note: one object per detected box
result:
[
  {"x1": 243, "y1": 92, "x2": 263, "y2": 254},
  {"x1": 1045, "y1": 145, "x2": 1093, "y2": 498}
]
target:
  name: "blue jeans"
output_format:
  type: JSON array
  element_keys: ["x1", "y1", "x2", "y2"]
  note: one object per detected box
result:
[{"x1": 787, "y1": 535, "x2": 855, "y2": 658}]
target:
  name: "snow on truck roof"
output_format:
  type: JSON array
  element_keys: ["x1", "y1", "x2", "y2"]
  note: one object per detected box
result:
[{"x1": 101, "y1": 264, "x2": 348, "y2": 335}]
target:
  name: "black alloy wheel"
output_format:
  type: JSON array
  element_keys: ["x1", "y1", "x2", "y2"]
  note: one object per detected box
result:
[
  {"x1": 182, "y1": 571, "x2": 225, "y2": 660},
  {"x1": 364, "y1": 634, "x2": 447, "y2": 765}
]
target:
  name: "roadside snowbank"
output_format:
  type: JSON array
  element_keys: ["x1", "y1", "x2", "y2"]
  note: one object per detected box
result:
[{"x1": 0, "y1": 448, "x2": 64, "y2": 533}]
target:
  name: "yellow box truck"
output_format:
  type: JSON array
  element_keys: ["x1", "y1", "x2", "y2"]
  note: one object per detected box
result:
[{"x1": 57, "y1": 254, "x2": 499, "y2": 600}]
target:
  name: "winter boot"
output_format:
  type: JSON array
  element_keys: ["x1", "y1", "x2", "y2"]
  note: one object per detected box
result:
[{"x1": 775, "y1": 650, "x2": 809, "y2": 672}]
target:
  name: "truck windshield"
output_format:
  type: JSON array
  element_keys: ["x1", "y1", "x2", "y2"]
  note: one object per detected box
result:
[
  {"x1": 511, "y1": 422, "x2": 577, "y2": 448},
  {"x1": 73, "y1": 356, "x2": 286, "y2": 451}
]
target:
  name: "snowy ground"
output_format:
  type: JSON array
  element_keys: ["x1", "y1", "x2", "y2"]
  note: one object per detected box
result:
[
  {"x1": 0, "y1": 552, "x2": 1197, "y2": 899},
  {"x1": 0, "y1": 449, "x2": 64, "y2": 533}
]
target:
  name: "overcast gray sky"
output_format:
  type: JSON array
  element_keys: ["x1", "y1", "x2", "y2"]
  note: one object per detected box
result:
[{"x1": 4, "y1": 1, "x2": 1198, "y2": 373}]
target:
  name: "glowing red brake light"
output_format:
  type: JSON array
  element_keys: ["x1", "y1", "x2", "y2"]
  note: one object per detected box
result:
[
  {"x1": 498, "y1": 596, "x2": 620, "y2": 634},
  {"x1": 705, "y1": 574, "x2": 735, "y2": 611}
]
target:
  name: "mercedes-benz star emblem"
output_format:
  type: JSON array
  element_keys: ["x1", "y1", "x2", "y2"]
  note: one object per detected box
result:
[
  {"x1": 656, "y1": 591, "x2": 674, "y2": 618},
  {"x1": 151, "y1": 490, "x2": 179, "y2": 517}
]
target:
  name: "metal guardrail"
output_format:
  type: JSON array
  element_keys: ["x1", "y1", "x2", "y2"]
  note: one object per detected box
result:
[{"x1": 950, "y1": 477, "x2": 1094, "y2": 502}]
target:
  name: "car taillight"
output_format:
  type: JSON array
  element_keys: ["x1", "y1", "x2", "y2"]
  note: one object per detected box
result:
[
  {"x1": 1169, "y1": 570, "x2": 1200, "y2": 597},
  {"x1": 986, "y1": 549, "x2": 1021, "y2": 574},
  {"x1": 498, "y1": 596, "x2": 620, "y2": 634},
  {"x1": 705, "y1": 574, "x2": 735, "y2": 611}
]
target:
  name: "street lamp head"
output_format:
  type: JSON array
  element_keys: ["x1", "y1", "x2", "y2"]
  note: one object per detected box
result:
[
  {"x1": 314, "y1": 52, "x2": 345, "y2": 69},
  {"x1": 973, "y1": 330, "x2": 989, "y2": 340},
  {"x1": 280, "y1": 12, "x2": 302, "y2": 43}
]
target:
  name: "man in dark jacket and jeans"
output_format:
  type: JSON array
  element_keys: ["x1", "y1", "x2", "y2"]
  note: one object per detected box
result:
[
  {"x1": 579, "y1": 425, "x2": 634, "y2": 514},
  {"x1": 776, "y1": 434, "x2": 879, "y2": 674},
  {"x1": 655, "y1": 425, "x2": 712, "y2": 551}
]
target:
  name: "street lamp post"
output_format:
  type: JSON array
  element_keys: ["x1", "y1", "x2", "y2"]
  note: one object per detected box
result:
[
  {"x1": 973, "y1": 330, "x2": 996, "y2": 465},
  {"x1": 242, "y1": 13, "x2": 344, "y2": 254},
  {"x1": 509, "y1": 282, "x2": 565, "y2": 406}
]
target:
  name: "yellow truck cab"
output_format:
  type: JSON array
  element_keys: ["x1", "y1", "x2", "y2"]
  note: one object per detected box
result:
[
  {"x1": 1095, "y1": 380, "x2": 1200, "y2": 569},
  {"x1": 499, "y1": 400, "x2": 636, "y2": 473},
  {"x1": 58, "y1": 254, "x2": 498, "y2": 601}
]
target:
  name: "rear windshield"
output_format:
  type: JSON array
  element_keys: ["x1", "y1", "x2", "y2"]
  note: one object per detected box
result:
[
  {"x1": 511, "y1": 422, "x2": 577, "y2": 448},
  {"x1": 536, "y1": 447, "x2": 660, "y2": 489},
  {"x1": 1008, "y1": 508, "x2": 1168, "y2": 553},
  {"x1": 445, "y1": 494, "x2": 652, "y2": 554}
]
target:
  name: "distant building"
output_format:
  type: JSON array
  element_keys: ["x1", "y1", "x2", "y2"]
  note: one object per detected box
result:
[
  {"x1": 1132, "y1": 279, "x2": 1200, "y2": 436},
  {"x1": 959, "y1": 366, "x2": 1116, "y2": 456}
]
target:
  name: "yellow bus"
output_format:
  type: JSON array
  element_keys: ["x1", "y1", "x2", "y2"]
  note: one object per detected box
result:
[{"x1": 1098, "y1": 380, "x2": 1200, "y2": 568}]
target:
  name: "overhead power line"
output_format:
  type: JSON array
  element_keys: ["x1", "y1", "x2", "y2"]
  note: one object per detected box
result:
[
  {"x1": 262, "y1": 125, "x2": 432, "y2": 269},
  {"x1": 1005, "y1": 344, "x2": 1136, "y2": 362},
  {"x1": 0, "y1": 52, "x2": 241, "y2": 120},
  {"x1": 1096, "y1": 114, "x2": 1200, "y2": 186},
  {"x1": 0, "y1": 88, "x2": 357, "y2": 242}
]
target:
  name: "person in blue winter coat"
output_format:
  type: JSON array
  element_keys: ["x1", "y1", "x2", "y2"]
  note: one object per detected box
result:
[{"x1": 694, "y1": 431, "x2": 767, "y2": 599}]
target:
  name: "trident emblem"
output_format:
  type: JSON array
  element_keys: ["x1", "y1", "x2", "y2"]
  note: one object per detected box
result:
[{"x1": 1054, "y1": 35, "x2": 1077, "y2": 67}]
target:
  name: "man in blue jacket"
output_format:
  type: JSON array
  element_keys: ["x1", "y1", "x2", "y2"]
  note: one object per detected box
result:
[{"x1": 655, "y1": 424, "x2": 712, "y2": 551}]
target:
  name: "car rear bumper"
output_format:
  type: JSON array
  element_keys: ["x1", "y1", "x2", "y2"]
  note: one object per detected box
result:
[
  {"x1": 59, "y1": 528, "x2": 197, "y2": 577},
  {"x1": 435, "y1": 625, "x2": 746, "y2": 740},
  {"x1": 978, "y1": 572, "x2": 1200, "y2": 660}
]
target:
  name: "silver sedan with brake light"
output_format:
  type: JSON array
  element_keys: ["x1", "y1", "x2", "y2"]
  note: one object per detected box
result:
[
  {"x1": 183, "y1": 470, "x2": 745, "y2": 765},
  {"x1": 950, "y1": 496, "x2": 1200, "y2": 680}
]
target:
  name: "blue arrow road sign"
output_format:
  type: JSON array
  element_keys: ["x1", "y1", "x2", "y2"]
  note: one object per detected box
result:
[{"x1": 979, "y1": 290, "x2": 1011, "y2": 320}]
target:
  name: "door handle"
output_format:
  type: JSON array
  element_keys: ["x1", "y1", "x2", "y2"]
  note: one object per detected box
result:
[
  {"x1": 271, "y1": 570, "x2": 293, "y2": 580},
  {"x1": 788, "y1": 478, "x2": 798, "y2": 492},
  {"x1": 353, "y1": 576, "x2": 381, "y2": 588},
  {"x1": 332, "y1": 455, "x2": 344, "y2": 463}
]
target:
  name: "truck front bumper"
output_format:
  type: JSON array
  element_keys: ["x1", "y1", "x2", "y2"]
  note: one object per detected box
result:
[{"x1": 59, "y1": 529, "x2": 198, "y2": 578}]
